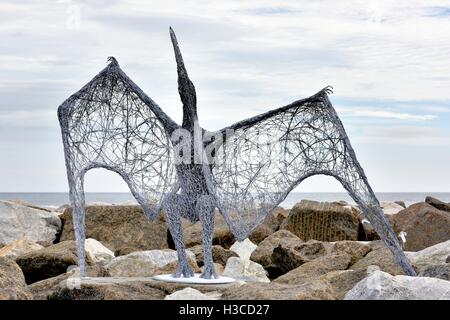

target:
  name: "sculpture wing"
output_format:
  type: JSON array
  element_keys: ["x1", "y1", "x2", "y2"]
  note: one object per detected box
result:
[
  {"x1": 58, "y1": 58, "x2": 179, "y2": 218},
  {"x1": 209, "y1": 87, "x2": 363, "y2": 239}
]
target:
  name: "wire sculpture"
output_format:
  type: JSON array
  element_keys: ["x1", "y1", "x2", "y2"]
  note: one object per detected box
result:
[{"x1": 58, "y1": 28, "x2": 416, "y2": 279}]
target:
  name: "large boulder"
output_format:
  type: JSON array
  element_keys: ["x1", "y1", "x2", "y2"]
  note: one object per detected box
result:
[
  {"x1": 5, "y1": 200, "x2": 54, "y2": 212},
  {"x1": 394, "y1": 201, "x2": 406, "y2": 208},
  {"x1": 271, "y1": 240, "x2": 327, "y2": 275},
  {"x1": 274, "y1": 254, "x2": 352, "y2": 284},
  {"x1": 249, "y1": 207, "x2": 289, "y2": 244},
  {"x1": 222, "y1": 257, "x2": 270, "y2": 282},
  {"x1": 380, "y1": 202, "x2": 405, "y2": 215},
  {"x1": 188, "y1": 245, "x2": 238, "y2": 267},
  {"x1": 419, "y1": 264, "x2": 450, "y2": 281},
  {"x1": 0, "y1": 257, "x2": 32, "y2": 300},
  {"x1": 425, "y1": 196, "x2": 450, "y2": 212},
  {"x1": 388, "y1": 202, "x2": 450, "y2": 251},
  {"x1": 84, "y1": 238, "x2": 115, "y2": 265},
  {"x1": 0, "y1": 200, "x2": 61, "y2": 246},
  {"x1": 28, "y1": 266, "x2": 108, "y2": 300},
  {"x1": 48, "y1": 278, "x2": 166, "y2": 300},
  {"x1": 406, "y1": 239, "x2": 450, "y2": 272},
  {"x1": 229, "y1": 239, "x2": 257, "y2": 261},
  {"x1": 105, "y1": 249, "x2": 199, "y2": 277},
  {"x1": 250, "y1": 230, "x2": 302, "y2": 278},
  {"x1": 344, "y1": 270, "x2": 450, "y2": 300},
  {"x1": 164, "y1": 287, "x2": 219, "y2": 300},
  {"x1": 281, "y1": 200, "x2": 361, "y2": 242},
  {"x1": 28, "y1": 273, "x2": 71, "y2": 300},
  {"x1": 180, "y1": 211, "x2": 235, "y2": 249},
  {"x1": 360, "y1": 219, "x2": 380, "y2": 241},
  {"x1": 16, "y1": 240, "x2": 93, "y2": 284},
  {"x1": 60, "y1": 205, "x2": 169, "y2": 252},
  {"x1": 221, "y1": 280, "x2": 336, "y2": 300},
  {"x1": 270, "y1": 240, "x2": 370, "y2": 276},
  {"x1": 317, "y1": 269, "x2": 367, "y2": 300},
  {"x1": 331, "y1": 241, "x2": 372, "y2": 264},
  {"x1": 349, "y1": 241, "x2": 405, "y2": 275},
  {"x1": 0, "y1": 238, "x2": 44, "y2": 260}
]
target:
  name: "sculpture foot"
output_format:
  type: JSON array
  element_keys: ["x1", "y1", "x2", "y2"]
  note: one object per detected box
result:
[
  {"x1": 200, "y1": 264, "x2": 218, "y2": 280},
  {"x1": 172, "y1": 263, "x2": 194, "y2": 278}
]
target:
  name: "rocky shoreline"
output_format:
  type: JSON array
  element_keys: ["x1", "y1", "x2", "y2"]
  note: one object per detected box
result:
[{"x1": 0, "y1": 197, "x2": 449, "y2": 300}]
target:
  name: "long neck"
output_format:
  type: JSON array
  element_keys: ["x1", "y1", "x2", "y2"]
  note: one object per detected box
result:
[{"x1": 170, "y1": 27, "x2": 198, "y2": 130}]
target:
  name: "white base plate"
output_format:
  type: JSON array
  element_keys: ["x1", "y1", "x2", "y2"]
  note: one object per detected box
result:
[{"x1": 152, "y1": 273, "x2": 235, "y2": 284}]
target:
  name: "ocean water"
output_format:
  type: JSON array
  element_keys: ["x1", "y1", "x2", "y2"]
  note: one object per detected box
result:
[{"x1": 0, "y1": 192, "x2": 449, "y2": 208}]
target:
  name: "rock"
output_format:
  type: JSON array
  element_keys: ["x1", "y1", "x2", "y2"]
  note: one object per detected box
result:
[
  {"x1": 331, "y1": 241, "x2": 372, "y2": 264},
  {"x1": 16, "y1": 240, "x2": 93, "y2": 284},
  {"x1": 249, "y1": 225, "x2": 273, "y2": 245},
  {"x1": 28, "y1": 273, "x2": 71, "y2": 300},
  {"x1": 164, "y1": 287, "x2": 218, "y2": 300},
  {"x1": 447, "y1": 255, "x2": 450, "y2": 263},
  {"x1": 221, "y1": 280, "x2": 335, "y2": 300},
  {"x1": 222, "y1": 257, "x2": 270, "y2": 282},
  {"x1": 179, "y1": 211, "x2": 235, "y2": 249},
  {"x1": 28, "y1": 265, "x2": 107, "y2": 300},
  {"x1": 406, "y1": 239, "x2": 450, "y2": 272},
  {"x1": 55, "y1": 204, "x2": 70, "y2": 213},
  {"x1": 419, "y1": 264, "x2": 450, "y2": 281},
  {"x1": 114, "y1": 247, "x2": 138, "y2": 257},
  {"x1": 281, "y1": 200, "x2": 361, "y2": 242},
  {"x1": 425, "y1": 196, "x2": 450, "y2": 212},
  {"x1": 350, "y1": 241, "x2": 405, "y2": 275},
  {"x1": 249, "y1": 207, "x2": 289, "y2": 244},
  {"x1": 344, "y1": 270, "x2": 450, "y2": 300},
  {"x1": 250, "y1": 230, "x2": 302, "y2": 278},
  {"x1": 189, "y1": 245, "x2": 237, "y2": 267},
  {"x1": 5, "y1": 200, "x2": 53, "y2": 212},
  {"x1": 60, "y1": 205, "x2": 169, "y2": 252},
  {"x1": 0, "y1": 238, "x2": 44, "y2": 260},
  {"x1": 145, "y1": 278, "x2": 235, "y2": 296},
  {"x1": 0, "y1": 200, "x2": 61, "y2": 246},
  {"x1": 0, "y1": 257, "x2": 32, "y2": 300},
  {"x1": 380, "y1": 202, "x2": 405, "y2": 215},
  {"x1": 105, "y1": 249, "x2": 199, "y2": 277},
  {"x1": 388, "y1": 202, "x2": 450, "y2": 251},
  {"x1": 274, "y1": 254, "x2": 352, "y2": 284},
  {"x1": 333, "y1": 200, "x2": 349, "y2": 206},
  {"x1": 360, "y1": 219, "x2": 380, "y2": 241},
  {"x1": 366, "y1": 265, "x2": 381, "y2": 274},
  {"x1": 229, "y1": 239, "x2": 257, "y2": 261},
  {"x1": 84, "y1": 238, "x2": 114, "y2": 265},
  {"x1": 48, "y1": 277, "x2": 166, "y2": 300},
  {"x1": 394, "y1": 201, "x2": 406, "y2": 208},
  {"x1": 271, "y1": 240, "x2": 327, "y2": 275},
  {"x1": 318, "y1": 269, "x2": 367, "y2": 300}
]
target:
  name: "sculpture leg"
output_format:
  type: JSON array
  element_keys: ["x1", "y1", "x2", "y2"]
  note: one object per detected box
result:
[
  {"x1": 335, "y1": 172, "x2": 416, "y2": 276},
  {"x1": 162, "y1": 193, "x2": 194, "y2": 278},
  {"x1": 196, "y1": 194, "x2": 218, "y2": 279},
  {"x1": 359, "y1": 202, "x2": 416, "y2": 276},
  {"x1": 68, "y1": 171, "x2": 87, "y2": 277}
]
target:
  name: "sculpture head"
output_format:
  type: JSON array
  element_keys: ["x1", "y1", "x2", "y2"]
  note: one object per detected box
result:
[{"x1": 170, "y1": 27, "x2": 198, "y2": 128}]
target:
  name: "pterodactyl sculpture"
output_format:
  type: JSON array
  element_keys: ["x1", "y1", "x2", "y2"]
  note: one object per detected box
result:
[{"x1": 58, "y1": 28, "x2": 416, "y2": 279}]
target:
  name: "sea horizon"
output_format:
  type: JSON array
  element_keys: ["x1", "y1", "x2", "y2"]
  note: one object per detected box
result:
[{"x1": 1, "y1": 192, "x2": 449, "y2": 209}]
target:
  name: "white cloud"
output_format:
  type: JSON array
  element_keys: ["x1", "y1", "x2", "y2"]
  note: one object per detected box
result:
[
  {"x1": 352, "y1": 125, "x2": 450, "y2": 145},
  {"x1": 336, "y1": 107, "x2": 436, "y2": 121},
  {"x1": 0, "y1": 110, "x2": 57, "y2": 128}
]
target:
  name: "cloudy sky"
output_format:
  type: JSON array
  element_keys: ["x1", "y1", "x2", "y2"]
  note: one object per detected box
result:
[{"x1": 1, "y1": 0, "x2": 450, "y2": 192}]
